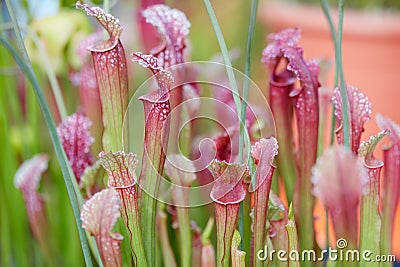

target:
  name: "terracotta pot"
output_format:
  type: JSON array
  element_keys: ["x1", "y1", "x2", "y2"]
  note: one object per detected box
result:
[{"x1": 259, "y1": 1, "x2": 400, "y2": 256}]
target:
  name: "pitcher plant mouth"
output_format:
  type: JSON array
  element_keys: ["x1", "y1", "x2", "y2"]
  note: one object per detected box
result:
[
  {"x1": 262, "y1": 27, "x2": 320, "y2": 256},
  {"x1": 333, "y1": 85, "x2": 372, "y2": 155},
  {"x1": 98, "y1": 151, "x2": 147, "y2": 266},
  {"x1": 208, "y1": 159, "x2": 248, "y2": 267},
  {"x1": 130, "y1": 52, "x2": 173, "y2": 267},
  {"x1": 81, "y1": 188, "x2": 123, "y2": 267},
  {"x1": 250, "y1": 137, "x2": 278, "y2": 267},
  {"x1": 77, "y1": 1, "x2": 129, "y2": 152},
  {"x1": 141, "y1": 4, "x2": 190, "y2": 69}
]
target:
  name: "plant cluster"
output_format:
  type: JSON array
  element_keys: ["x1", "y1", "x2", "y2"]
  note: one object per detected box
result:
[{"x1": 1, "y1": 0, "x2": 399, "y2": 267}]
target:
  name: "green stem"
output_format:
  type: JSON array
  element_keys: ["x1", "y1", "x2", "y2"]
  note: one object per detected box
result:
[
  {"x1": 238, "y1": 203, "x2": 244, "y2": 250},
  {"x1": 157, "y1": 209, "x2": 177, "y2": 267},
  {"x1": 238, "y1": 0, "x2": 258, "y2": 252},
  {"x1": 321, "y1": 0, "x2": 350, "y2": 148},
  {"x1": 241, "y1": 188, "x2": 252, "y2": 265},
  {"x1": 0, "y1": 35, "x2": 93, "y2": 267},
  {"x1": 360, "y1": 168, "x2": 381, "y2": 267},
  {"x1": 231, "y1": 230, "x2": 246, "y2": 267},
  {"x1": 321, "y1": 0, "x2": 338, "y2": 49},
  {"x1": 286, "y1": 204, "x2": 300, "y2": 267},
  {"x1": 140, "y1": 175, "x2": 160, "y2": 267},
  {"x1": 336, "y1": 0, "x2": 350, "y2": 148},
  {"x1": 201, "y1": 217, "x2": 214, "y2": 244},
  {"x1": 126, "y1": 197, "x2": 148, "y2": 266},
  {"x1": 239, "y1": 197, "x2": 251, "y2": 266},
  {"x1": 177, "y1": 206, "x2": 191, "y2": 267},
  {"x1": 321, "y1": 0, "x2": 339, "y2": 149},
  {"x1": 239, "y1": 0, "x2": 258, "y2": 162},
  {"x1": 253, "y1": 178, "x2": 273, "y2": 267}
]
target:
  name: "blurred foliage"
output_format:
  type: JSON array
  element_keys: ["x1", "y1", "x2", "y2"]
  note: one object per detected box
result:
[
  {"x1": 0, "y1": 38, "x2": 83, "y2": 266},
  {"x1": 286, "y1": 0, "x2": 400, "y2": 10},
  {"x1": 24, "y1": 9, "x2": 92, "y2": 74}
]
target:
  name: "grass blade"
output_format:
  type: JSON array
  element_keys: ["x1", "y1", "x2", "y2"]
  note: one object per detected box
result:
[
  {"x1": 0, "y1": 32, "x2": 93, "y2": 267},
  {"x1": 321, "y1": 0, "x2": 350, "y2": 148}
]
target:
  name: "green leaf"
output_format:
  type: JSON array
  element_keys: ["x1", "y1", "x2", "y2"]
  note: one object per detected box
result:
[
  {"x1": 231, "y1": 230, "x2": 246, "y2": 267},
  {"x1": 285, "y1": 204, "x2": 300, "y2": 267}
]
